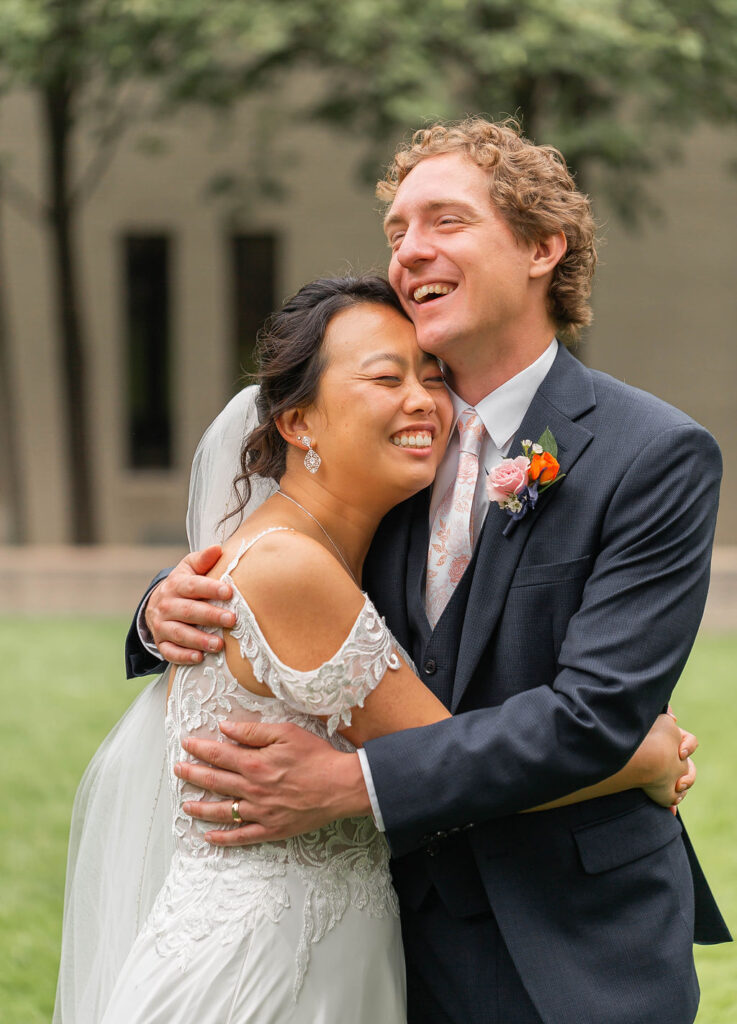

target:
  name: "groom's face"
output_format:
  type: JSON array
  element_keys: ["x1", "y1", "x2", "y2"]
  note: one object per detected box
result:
[{"x1": 384, "y1": 152, "x2": 536, "y2": 373}]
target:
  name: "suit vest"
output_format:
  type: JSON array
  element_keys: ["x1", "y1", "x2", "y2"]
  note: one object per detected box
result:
[{"x1": 393, "y1": 503, "x2": 493, "y2": 918}]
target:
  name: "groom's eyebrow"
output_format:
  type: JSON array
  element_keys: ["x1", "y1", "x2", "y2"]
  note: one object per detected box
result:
[{"x1": 383, "y1": 199, "x2": 477, "y2": 234}]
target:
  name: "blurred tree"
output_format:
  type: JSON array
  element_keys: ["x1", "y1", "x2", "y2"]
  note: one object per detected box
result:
[
  {"x1": 1, "y1": 0, "x2": 736, "y2": 540},
  {"x1": 0, "y1": 170, "x2": 25, "y2": 542},
  {"x1": 300, "y1": 0, "x2": 737, "y2": 220},
  {"x1": 0, "y1": 0, "x2": 312, "y2": 541}
]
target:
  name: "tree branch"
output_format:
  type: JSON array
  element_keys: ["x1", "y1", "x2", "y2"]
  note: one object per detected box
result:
[
  {"x1": 1, "y1": 168, "x2": 46, "y2": 224},
  {"x1": 70, "y1": 92, "x2": 144, "y2": 206}
]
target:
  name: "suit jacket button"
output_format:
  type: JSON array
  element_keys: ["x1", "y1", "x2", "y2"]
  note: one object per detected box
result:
[{"x1": 424, "y1": 658, "x2": 437, "y2": 675}]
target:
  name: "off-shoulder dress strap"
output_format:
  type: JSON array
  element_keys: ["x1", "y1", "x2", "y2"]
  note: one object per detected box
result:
[
  {"x1": 229, "y1": 592, "x2": 401, "y2": 735},
  {"x1": 223, "y1": 526, "x2": 295, "y2": 577},
  {"x1": 220, "y1": 525, "x2": 403, "y2": 734}
]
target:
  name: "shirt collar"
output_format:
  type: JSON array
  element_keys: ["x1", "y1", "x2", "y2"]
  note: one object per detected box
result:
[{"x1": 446, "y1": 338, "x2": 558, "y2": 451}]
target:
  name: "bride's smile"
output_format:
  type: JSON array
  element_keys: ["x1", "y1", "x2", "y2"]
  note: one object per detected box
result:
[{"x1": 287, "y1": 302, "x2": 453, "y2": 521}]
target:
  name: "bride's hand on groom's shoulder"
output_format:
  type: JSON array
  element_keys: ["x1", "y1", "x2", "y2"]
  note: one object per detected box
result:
[{"x1": 145, "y1": 545, "x2": 236, "y2": 664}]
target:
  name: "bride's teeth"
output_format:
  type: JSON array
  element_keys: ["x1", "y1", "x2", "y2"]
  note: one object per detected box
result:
[{"x1": 392, "y1": 431, "x2": 432, "y2": 447}]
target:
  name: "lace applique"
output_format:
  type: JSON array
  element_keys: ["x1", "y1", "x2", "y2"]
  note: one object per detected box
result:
[
  {"x1": 289, "y1": 819, "x2": 399, "y2": 994},
  {"x1": 228, "y1": 586, "x2": 401, "y2": 734},
  {"x1": 152, "y1": 585, "x2": 401, "y2": 996}
]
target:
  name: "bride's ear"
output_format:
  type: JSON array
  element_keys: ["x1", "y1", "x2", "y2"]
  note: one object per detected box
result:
[{"x1": 275, "y1": 408, "x2": 311, "y2": 451}]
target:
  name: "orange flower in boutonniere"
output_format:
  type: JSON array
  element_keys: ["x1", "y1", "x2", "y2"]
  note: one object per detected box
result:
[
  {"x1": 529, "y1": 450, "x2": 560, "y2": 484},
  {"x1": 486, "y1": 427, "x2": 565, "y2": 535}
]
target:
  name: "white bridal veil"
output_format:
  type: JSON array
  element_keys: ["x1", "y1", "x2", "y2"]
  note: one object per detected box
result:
[{"x1": 54, "y1": 385, "x2": 271, "y2": 1022}]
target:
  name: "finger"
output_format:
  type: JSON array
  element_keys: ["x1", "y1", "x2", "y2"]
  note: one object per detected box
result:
[
  {"x1": 159, "y1": 593, "x2": 235, "y2": 630},
  {"x1": 157, "y1": 642, "x2": 205, "y2": 666},
  {"x1": 187, "y1": 545, "x2": 225, "y2": 576},
  {"x1": 174, "y1": 760, "x2": 248, "y2": 798},
  {"x1": 205, "y1": 823, "x2": 274, "y2": 846},
  {"x1": 167, "y1": 574, "x2": 234, "y2": 605},
  {"x1": 182, "y1": 736, "x2": 254, "y2": 773},
  {"x1": 666, "y1": 705, "x2": 677, "y2": 722},
  {"x1": 678, "y1": 729, "x2": 699, "y2": 759},
  {"x1": 183, "y1": 799, "x2": 237, "y2": 824},
  {"x1": 218, "y1": 720, "x2": 287, "y2": 748},
  {"x1": 677, "y1": 758, "x2": 696, "y2": 793},
  {"x1": 156, "y1": 621, "x2": 226, "y2": 654}
]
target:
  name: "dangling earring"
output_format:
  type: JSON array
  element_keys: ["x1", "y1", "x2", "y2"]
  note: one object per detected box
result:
[{"x1": 297, "y1": 435, "x2": 321, "y2": 474}]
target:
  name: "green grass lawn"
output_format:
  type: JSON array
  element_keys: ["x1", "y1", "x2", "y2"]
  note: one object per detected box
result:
[{"x1": 0, "y1": 619, "x2": 734, "y2": 1022}]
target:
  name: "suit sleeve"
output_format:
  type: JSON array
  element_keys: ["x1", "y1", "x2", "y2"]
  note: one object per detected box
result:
[
  {"x1": 124, "y1": 569, "x2": 172, "y2": 679},
  {"x1": 363, "y1": 423, "x2": 722, "y2": 857}
]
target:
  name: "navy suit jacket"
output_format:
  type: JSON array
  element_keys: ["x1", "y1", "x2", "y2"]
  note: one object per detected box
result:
[
  {"x1": 126, "y1": 346, "x2": 730, "y2": 1022},
  {"x1": 360, "y1": 345, "x2": 730, "y2": 1021}
]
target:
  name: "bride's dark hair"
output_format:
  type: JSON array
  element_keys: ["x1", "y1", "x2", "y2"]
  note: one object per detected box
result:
[{"x1": 224, "y1": 274, "x2": 406, "y2": 524}]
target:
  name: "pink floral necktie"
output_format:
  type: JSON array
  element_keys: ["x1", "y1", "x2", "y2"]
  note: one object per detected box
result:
[{"x1": 425, "y1": 408, "x2": 486, "y2": 628}]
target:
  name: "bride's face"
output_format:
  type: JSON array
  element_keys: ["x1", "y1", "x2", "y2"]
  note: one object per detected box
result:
[{"x1": 308, "y1": 303, "x2": 453, "y2": 506}]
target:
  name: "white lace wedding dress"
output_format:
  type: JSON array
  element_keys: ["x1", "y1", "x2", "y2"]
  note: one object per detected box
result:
[{"x1": 99, "y1": 529, "x2": 406, "y2": 1023}]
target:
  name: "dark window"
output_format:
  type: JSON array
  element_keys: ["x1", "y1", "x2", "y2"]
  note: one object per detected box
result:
[
  {"x1": 124, "y1": 234, "x2": 172, "y2": 468},
  {"x1": 231, "y1": 234, "x2": 277, "y2": 382}
]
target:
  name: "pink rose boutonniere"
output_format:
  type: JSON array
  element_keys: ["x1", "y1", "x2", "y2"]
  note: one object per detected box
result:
[{"x1": 487, "y1": 428, "x2": 565, "y2": 534}]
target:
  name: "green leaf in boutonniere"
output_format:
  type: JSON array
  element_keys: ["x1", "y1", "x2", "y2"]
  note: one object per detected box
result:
[{"x1": 537, "y1": 426, "x2": 558, "y2": 459}]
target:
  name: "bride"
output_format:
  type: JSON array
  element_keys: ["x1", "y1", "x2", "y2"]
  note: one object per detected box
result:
[{"x1": 54, "y1": 275, "x2": 695, "y2": 1023}]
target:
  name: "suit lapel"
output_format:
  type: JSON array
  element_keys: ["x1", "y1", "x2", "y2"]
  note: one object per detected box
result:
[
  {"x1": 406, "y1": 488, "x2": 432, "y2": 646},
  {"x1": 451, "y1": 347, "x2": 596, "y2": 710},
  {"x1": 363, "y1": 492, "x2": 425, "y2": 651}
]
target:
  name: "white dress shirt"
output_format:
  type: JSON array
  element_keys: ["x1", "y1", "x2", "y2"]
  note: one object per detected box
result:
[{"x1": 358, "y1": 338, "x2": 559, "y2": 829}]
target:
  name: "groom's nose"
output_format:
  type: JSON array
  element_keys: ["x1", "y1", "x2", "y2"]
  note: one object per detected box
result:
[{"x1": 394, "y1": 223, "x2": 436, "y2": 268}]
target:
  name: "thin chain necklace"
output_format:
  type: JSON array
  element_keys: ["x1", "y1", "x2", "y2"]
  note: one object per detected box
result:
[{"x1": 275, "y1": 489, "x2": 358, "y2": 585}]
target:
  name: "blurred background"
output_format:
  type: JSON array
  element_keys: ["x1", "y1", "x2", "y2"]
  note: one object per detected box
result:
[
  {"x1": 0, "y1": 1, "x2": 735, "y2": 1020},
  {"x1": 0, "y1": 0, "x2": 736, "y2": 553}
]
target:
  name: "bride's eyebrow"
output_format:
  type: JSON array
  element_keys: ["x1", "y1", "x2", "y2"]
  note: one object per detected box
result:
[{"x1": 359, "y1": 353, "x2": 408, "y2": 370}]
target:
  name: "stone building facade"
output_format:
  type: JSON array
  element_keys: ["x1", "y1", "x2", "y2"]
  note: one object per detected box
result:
[{"x1": 1, "y1": 90, "x2": 735, "y2": 545}]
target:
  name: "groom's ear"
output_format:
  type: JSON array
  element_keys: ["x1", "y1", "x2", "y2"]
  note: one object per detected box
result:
[{"x1": 529, "y1": 230, "x2": 567, "y2": 278}]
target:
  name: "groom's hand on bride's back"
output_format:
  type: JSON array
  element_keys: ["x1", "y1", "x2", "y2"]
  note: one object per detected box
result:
[
  {"x1": 175, "y1": 720, "x2": 371, "y2": 844},
  {"x1": 145, "y1": 545, "x2": 236, "y2": 664}
]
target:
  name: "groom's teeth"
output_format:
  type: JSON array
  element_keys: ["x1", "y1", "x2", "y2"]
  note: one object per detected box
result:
[{"x1": 413, "y1": 283, "x2": 453, "y2": 303}]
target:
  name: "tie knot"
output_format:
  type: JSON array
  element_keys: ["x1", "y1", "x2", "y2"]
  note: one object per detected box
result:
[{"x1": 457, "y1": 408, "x2": 484, "y2": 457}]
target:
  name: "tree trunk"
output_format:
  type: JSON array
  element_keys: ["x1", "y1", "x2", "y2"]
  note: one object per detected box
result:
[
  {"x1": 40, "y1": 78, "x2": 95, "y2": 543},
  {"x1": 0, "y1": 174, "x2": 26, "y2": 543}
]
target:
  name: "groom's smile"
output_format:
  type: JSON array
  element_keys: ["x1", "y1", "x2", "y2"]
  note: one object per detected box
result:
[{"x1": 412, "y1": 282, "x2": 456, "y2": 302}]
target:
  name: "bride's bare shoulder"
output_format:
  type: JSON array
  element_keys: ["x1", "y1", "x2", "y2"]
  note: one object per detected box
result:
[{"x1": 223, "y1": 528, "x2": 366, "y2": 668}]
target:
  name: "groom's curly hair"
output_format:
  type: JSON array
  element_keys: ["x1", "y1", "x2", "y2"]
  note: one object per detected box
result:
[{"x1": 377, "y1": 116, "x2": 597, "y2": 342}]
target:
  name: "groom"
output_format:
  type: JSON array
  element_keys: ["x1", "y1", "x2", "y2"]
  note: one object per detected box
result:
[{"x1": 126, "y1": 118, "x2": 730, "y2": 1022}]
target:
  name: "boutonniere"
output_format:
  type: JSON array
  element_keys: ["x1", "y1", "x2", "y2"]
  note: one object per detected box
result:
[{"x1": 486, "y1": 427, "x2": 565, "y2": 535}]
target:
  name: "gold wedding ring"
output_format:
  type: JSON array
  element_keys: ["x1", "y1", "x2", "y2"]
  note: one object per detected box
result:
[{"x1": 231, "y1": 800, "x2": 243, "y2": 825}]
